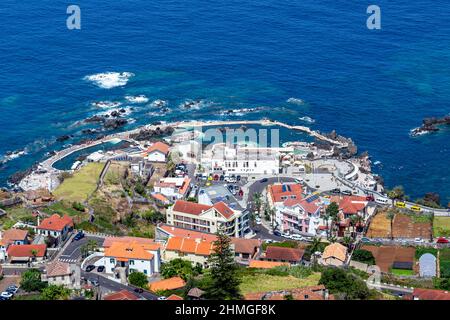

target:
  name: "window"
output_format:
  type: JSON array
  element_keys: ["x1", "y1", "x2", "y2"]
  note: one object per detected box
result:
[
  {"x1": 143, "y1": 270, "x2": 147, "y2": 275},
  {"x1": 129, "y1": 260, "x2": 134, "y2": 265},
  {"x1": 110, "y1": 258, "x2": 115, "y2": 264}
]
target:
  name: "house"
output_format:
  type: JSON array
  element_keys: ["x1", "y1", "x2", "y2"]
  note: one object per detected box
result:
[
  {"x1": 0, "y1": 229, "x2": 29, "y2": 262},
  {"x1": 201, "y1": 143, "x2": 280, "y2": 176},
  {"x1": 248, "y1": 260, "x2": 289, "y2": 269},
  {"x1": 144, "y1": 142, "x2": 170, "y2": 162},
  {"x1": 103, "y1": 236, "x2": 161, "y2": 275},
  {"x1": 164, "y1": 236, "x2": 215, "y2": 267},
  {"x1": 157, "y1": 224, "x2": 261, "y2": 265},
  {"x1": 166, "y1": 200, "x2": 248, "y2": 237},
  {"x1": 244, "y1": 285, "x2": 332, "y2": 300},
  {"x1": 36, "y1": 214, "x2": 74, "y2": 245},
  {"x1": 150, "y1": 193, "x2": 171, "y2": 206},
  {"x1": 410, "y1": 288, "x2": 450, "y2": 300},
  {"x1": 103, "y1": 290, "x2": 139, "y2": 300},
  {"x1": 6, "y1": 244, "x2": 47, "y2": 263},
  {"x1": 275, "y1": 196, "x2": 322, "y2": 235},
  {"x1": 149, "y1": 276, "x2": 186, "y2": 292},
  {"x1": 23, "y1": 189, "x2": 54, "y2": 206},
  {"x1": 130, "y1": 158, "x2": 154, "y2": 181},
  {"x1": 187, "y1": 288, "x2": 204, "y2": 300},
  {"x1": 267, "y1": 183, "x2": 303, "y2": 208},
  {"x1": 321, "y1": 243, "x2": 348, "y2": 267},
  {"x1": 153, "y1": 177, "x2": 191, "y2": 201},
  {"x1": 43, "y1": 260, "x2": 79, "y2": 288},
  {"x1": 260, "y1": 246, "x2": 304, "y2": 265}
]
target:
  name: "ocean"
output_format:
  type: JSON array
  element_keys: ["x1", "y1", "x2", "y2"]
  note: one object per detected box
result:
[{"x1": 0, "y1": 1, "x2": 449, "y2": 203}]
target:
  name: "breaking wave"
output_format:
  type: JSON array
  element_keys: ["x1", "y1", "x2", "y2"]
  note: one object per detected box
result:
[{"x1": 84, "y1": 72, "x2": 134, "y2": 89}]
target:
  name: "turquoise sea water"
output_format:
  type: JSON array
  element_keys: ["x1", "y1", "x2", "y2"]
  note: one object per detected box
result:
[{"x1": 0, "y1": 1, "x2": 449, "y2": 203}]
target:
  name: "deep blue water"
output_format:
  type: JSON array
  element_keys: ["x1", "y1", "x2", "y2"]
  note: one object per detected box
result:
[{"x1": 0, "y1": 1, "x2": 449, "y2": 203}]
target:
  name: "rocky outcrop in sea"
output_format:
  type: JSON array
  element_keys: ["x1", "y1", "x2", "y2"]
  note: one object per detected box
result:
[
  {"x1": 411, "y1": 115, "x2": 450, "y2": 136},
  {"x1": 130, "y1": 126, "x2": 175, "y2": 141}
]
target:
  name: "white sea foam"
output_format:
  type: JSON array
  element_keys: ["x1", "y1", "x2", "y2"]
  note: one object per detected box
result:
[
  {"x1": 219, "y1": 107, "x2": 264, "y2": 116},
  {"x1": 84, "y1": 72, "x2": 134, "y2": 89},
  {"x1": 287, "y1": 97, "x2": 305, "y2": 105},
  {"x1": 91, "y1": 101, "x2": 122, "y2": 109},
  {"x1": 179, "y1": 99, "x2": 213, "y2": 110},
  {"x1": 125, "y1": 95, "x2": 149, "y2": 104},
  {"x1": 298, "y1": 116, "x2": 315, "y2": 123},
  {"x1": 149, "y1": 99, "x2": 168, "y2": 108}
]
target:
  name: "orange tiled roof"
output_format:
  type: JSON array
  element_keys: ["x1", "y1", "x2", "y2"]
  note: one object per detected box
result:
[
  {"x1": 212, "y1": 201, "x2": 235, "y2": 219},
  {"x1": 104, "y1": 242, "x2": 154, "y2": 261},
  {"x1": 7, "y1": 244, "x2": 47, "y2": 258},
  {"x1": 103, "y1": 236, "x2": 161, "y2": 251},
  {"x1": 322, "y1": 243, "x2": 347, "y2": 262},
  {"x1": 330, "y1": 196, "x2": 367, "y2": 214},
  {"x1": 146, "y1": 142, "x2": 170, "y2": 155},
  {"x1": 248, "y1": 260, "x2": 289, "y2": 269},
  {"x1": 231, "y1": 238, "x2": 262, "y2": 255},
  {"x1": 37, "y1": 214, "x2": 73, "y2": 232},
  {"x1": 104, "y1": 290, "x2": 139, "y2": 300},
  {"x1": 151, "y1": 193, "x2": 169, "y2": 203},
  {"x1": 268, "y1": 184, "x2": 303, "y2": 203},
  {"x1": 165, "y1": 236, "x2": 214, "y2": 256},
  {"x1": 0, "y1": 228, "x2": 28, "y2": 246},
  {"x1": 167, "y1": 294, "x2": 184, "y2": 300},
  {"x1": 149, "y1": 277, "x2": 186, "y2": 292}
]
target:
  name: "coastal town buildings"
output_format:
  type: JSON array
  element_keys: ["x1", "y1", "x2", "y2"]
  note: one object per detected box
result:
[
  {"x1": 201, "y1": 143, "x2": 280, "y2": 176},
  {"x1": 36, "y1": 214, "x2": 74, "y2": 245},
  {"x1": 153, "y1": 177, "x2": 191, "y2": 202},
  {"x1": 166, "y1": 200, "x2": 249, "y2": 237},
  {"x1": 6, "y1": 244, "x2": 47, "y2": 263},
  {"x1": 0, "y1": 229, "x2": 29, "y2": 262},
  {"x1": 43, "y1": 260, "x2": 79, "y2": 288},
  {"x1": 144, "y1": 142, "x2": 170, "y2": 162},
  {"x1": 259, "y1": 246, "x2": 304, "y2": 265},
  {"x1": 320, "y1": 243, "x2": 348, "y2": 267}
]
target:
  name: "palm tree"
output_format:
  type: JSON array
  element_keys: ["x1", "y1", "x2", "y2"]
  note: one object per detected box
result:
[
  {"x1": 87, "y1": 239, "x2": 98, "y2": 252},
  {"x1": 386, "y1": 208, "x2": 397, "y2": 240},
  {"x1": 309, "y1": 237, "x2": 322, "y2": 254},
  {"x1": 350, "y1": 215, "x2": 359, "y2": 235},
  {"x1": 342, "y1": 236, "x2": 353, "y2": 249},
  {"x1": 30, "y1": 249, "x2": 38, "y2": 262},
  {"x1": 253, "y1": 193, "x2": 262, "y2": 215}
]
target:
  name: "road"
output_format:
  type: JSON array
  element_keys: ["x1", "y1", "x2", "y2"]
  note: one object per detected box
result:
[
  {"x1": 58, "y1": 235, "x2": 105, "y2": 263},
  {"x1": 81, "y1": 270, "x2": 159, "y2": 300}
]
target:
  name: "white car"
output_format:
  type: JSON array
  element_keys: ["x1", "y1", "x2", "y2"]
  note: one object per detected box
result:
[
  {"x1": 414, "y1": 238, "x2": 424, "y2": 243},
  {"x1": 158, "y1": 296, "x2": 167, "y2": 300},
  {"x1": 282, "y1": 233, "x2": 292, "y2": 239},
  {"x1": 1, "y1": 292, "x2": 13, "y2": 299},
  {"x1": 291, "y1": 234, "x2": 304, "y2": 241}
]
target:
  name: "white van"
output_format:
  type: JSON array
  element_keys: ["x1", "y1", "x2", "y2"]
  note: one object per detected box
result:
[{"x1": 375, "y1": 197, "x2": 389, "y2": 205}]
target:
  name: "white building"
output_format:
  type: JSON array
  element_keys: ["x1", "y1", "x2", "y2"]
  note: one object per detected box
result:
[
  {"x1": 43, "y1": 261, "x2": 80, "y2": 289},
  {"x1": 153, "y1": 177, "x2": 191, "y2": 201},
  {"x1": 144, "y1": 142, "x2": 170, "y2": 162},
  {"x1": 201, "y1": 143, "x2": 280, "y2": 176},
  {"x1": 166, "y1": 200, "x2": 248, "y2": 237}
]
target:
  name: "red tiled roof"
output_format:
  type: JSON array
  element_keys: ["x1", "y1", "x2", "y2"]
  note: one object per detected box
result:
[
  {"x1": 166, "y1": 237, "x2": 214, "y2": 256},
  {"x1": 268, "y1": 184, "x2": 303, "y2": 203},
  {"x1": 146, "y1": 142, "x2": 170, "y2": 155},
  {"x1": 413, "y1": 288, "x2": 450, "y2": 300},
  {"x1": 172, "y1": 200, "x2": 212, "y2": 216},
  {"x1": 212, "y1": 201, "x2": 235, "y2": 219},
  {"x1": 37, "y1": 214, "x2": 73, "y2": 232},
  {"x1": 7, "y1": 244, "x2": 47, "y2": 258},
  {"x1": 330, "y1": 196, "x2": 367, "y2": 215},
  {"x1": 104, "y1": 290, "x2": 139, "y2": 300},
  {"x1": 283, "y1": 197, "x2": 321, "y2": 215},
  {"x1": 103, "y1": 236, "x2": 161, "y2": 251},
  {"x1": 264, "y1": 246, "x2": 304, "y2": 262},
  {"x1": 231, "y1": 238, "x2": 261, "y2": 255},
  {"x1": 151, "y1": 193, "x2": 169, "y2": 203}
]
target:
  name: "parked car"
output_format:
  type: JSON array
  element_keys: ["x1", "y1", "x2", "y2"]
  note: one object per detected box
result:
[
  {"x1": 255, "y1": 218, "x2": 262, "y2": 225},
  {"x1": 282, "y1": 232, "x2": 292, "y2": 239},
  {"x1": 291, "y1": 234, "x2": 303, "y2": 241},
  {"x1": 366, "y1": 195, "x2": 375, "y2": 201},
  {"x1": 236, "y1": 175, "x2": 241, "y2": 181},
  {"x1": 0, "y1": 296, "x2": 9, "y2": 301},
  {"x1": 134, "y1": 287, "x2": 144, "y2": 293},
  {"x1": 414, "y1": 237, "x2": 424, "y2": 243},
  {"x1": 260, "y1": 178, "x2": 268, "y2": 183},
  {"x1": 330, "y1": 188, "x2": 341, "y2": 194},
  {"x1": 219, "y1": 175, "x2": 225, "y2": 181},
  {"x1": 73, "y1": 231, "x2": 84, "y2": 241},
  {"x1": 1, "y1": 292, "x2": 13, "y2": 299},
  {"x1": 273, "y1": 230, "x2": 282, "y2": 237},
  {"x1": 341, "y1": 190, "x2": 352, "y2": 196},
  {"x1": 361, "y1": 237, "x2": 371, "y2": 243},
  {"x1": 97, "y1": 266, "x2": 105, "y2": 272},
  {"x1": 437, "y1": 237, "x2": 449, "y2": 244},
  {"x1": 158, "y1": 296, "x2": 167, "y2": 300},
  {"x1": 85, "y1": 265, "x2": 95, "y2": 272},
  {"x1": 89, "y1": 279, "x2": 100, "y2": 287},
  {"x1": 6, "y1": 285, "x2": 18, "y2": 295}
]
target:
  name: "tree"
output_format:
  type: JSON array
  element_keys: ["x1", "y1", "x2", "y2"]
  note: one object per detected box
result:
[
  {"x1": 387, "y1": 186, "x2": 405, "y2": 203},
  {"x1": 161, "y1": 259, "x2": 200, "y2": 280},
  {"x1": 20, "y1": 269, "x2": 47, "y2": 292},
  {"x1": 341, "y1": 236, "x2": 353, "y2": 249},
  {"x1": 319, "y1": 267, "x2": 370, "y2": 300},
  {"x1": 141, "y1": 209, "x2": 164, "y2": 223},
  {"x1": 128, "y1": 271, "x2": 148, "y2": 289},
  {"x1": 30, "y1": 249, "x2": 38, "y2": 262},
  {"x1": 253, "y1": 193, "x2": 262, "y2": 215},
  {"x1": 326, "y1": 202, "x2": 340, "y2": 238},
  {"x1": 386, "y1": 208, "x2": 397, "y2": 240},
  {"x1": 352, "y1": 249, "x2": 375, "y2": 265},
  {"x1": 204, "y1": 232, "x2": 241, "y2": 300},
  {"x1": 40, "y1": 285, "x2": 71, "y2": 300}
]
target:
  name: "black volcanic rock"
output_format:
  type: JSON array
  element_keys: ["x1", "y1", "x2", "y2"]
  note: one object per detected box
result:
[
  {"x1": 56, "y1": 135, "x2": 72, "y2": 142},
  {"x1": 103, "y1": 118, "x2": 127, "y2": 130},
  {"x1": 85, "y1": 115, "x2": 105, "y2": 123}
]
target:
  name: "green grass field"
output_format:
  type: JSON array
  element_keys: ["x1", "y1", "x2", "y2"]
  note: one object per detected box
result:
[
  {"x1": 390, "y1": 268, "x2": 414, "y2": 276},
  {"x1": 433, "y1": 216, "x2": 450, "y2": 237},
  {"x1": 53, "y1": 163, "x2": 104, "y2": 203},
  {"x1": 239, "y1": 273, "x2": 321, "y2": 295}
]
